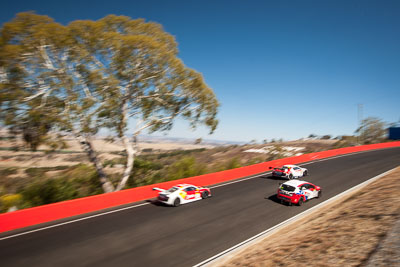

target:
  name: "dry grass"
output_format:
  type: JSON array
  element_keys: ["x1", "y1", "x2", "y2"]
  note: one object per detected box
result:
[
  {"x1": 0, "y1": 138, "x2": 214, "y2": 169},
  {"x1": 218, "y1": 167, "x2": 400, "y2": 267}
]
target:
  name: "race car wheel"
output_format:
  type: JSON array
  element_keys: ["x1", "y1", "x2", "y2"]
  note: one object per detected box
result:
[
  {"x1": 317, "y1": 190, "x2": 322, "y2": 198},
  {"x1": 303, "y1": 170, "x2": 308, "y2": 176},
  {"x1": 298, "y1": 197, "x2": 304, "y2": 206},
  {"x1": 289, "y1": 174, "x2": 293, "y2": 179},
  {"x1": 201, "y1": 191, "x2": 209, "y2": 199},
  {"x1": 173, "y1": 198, "x2": 181, "y2": 207}
]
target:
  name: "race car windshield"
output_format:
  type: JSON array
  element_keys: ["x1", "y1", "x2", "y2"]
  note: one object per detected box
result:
[
  {"x1": 167, "y1": 187, "x2": 179, "y2": 193},
  {"x1": 280, "y1": 184, "x2": 295, "y2": 192}
]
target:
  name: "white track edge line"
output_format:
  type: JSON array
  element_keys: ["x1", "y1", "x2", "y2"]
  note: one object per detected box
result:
[
  {"x1": 0, "y1": 203, "x2": 149, "y2": 241},
  {"x1": 0, "y1": 147, "x2": 394, "y2": 240},
  {"x1": 193, "y1": 167, "x2": 398, "y2": 267}
]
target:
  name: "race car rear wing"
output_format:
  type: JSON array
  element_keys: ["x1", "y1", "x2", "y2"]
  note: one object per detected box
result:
[{"x1": 152, "y1": 187, "x2": 165, "y2": 192}]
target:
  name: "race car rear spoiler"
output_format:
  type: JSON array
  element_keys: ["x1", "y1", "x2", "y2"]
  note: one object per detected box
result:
[
  {"x1": 152, "y1": 187, "x2": 165, "y2": 192},
  {"x1": 269, "y1": 166, "x2": 282, "y2": 170}
]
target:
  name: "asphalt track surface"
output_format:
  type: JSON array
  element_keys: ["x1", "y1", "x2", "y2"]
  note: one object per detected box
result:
[{"x1": 1, "y1": 147, "x2": 399, "y2": 267}]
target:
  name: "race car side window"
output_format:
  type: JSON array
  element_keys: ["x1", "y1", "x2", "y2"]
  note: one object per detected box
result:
[
  {"x1": 308, "y1": 184, "x2": 315, "y2": 190},
  {"x1": 300, "y1": 184, "x2": 310, "y2": 190},
  {"x1": 167, "y1": 187, "x2": 179, "y2": 193},
  {"x1": 185, "y1": 187, "x2": 196, "y2": 192}
]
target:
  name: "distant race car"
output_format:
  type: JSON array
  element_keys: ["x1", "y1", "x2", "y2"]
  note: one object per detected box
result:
[
  {"x1": 152, "y1": 184, "x2": 211, "y2": 207},
  {"x1": 276, "y1": 180, "x2": 321, "y2": 206},
  {"x1": 271, "y1": 164, "x2": 308, "y2": 179}
]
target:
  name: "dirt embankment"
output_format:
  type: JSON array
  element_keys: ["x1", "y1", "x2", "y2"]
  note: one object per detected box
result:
[{"x1": 217, "y1": 167, "x2": 400, "y2": 267}]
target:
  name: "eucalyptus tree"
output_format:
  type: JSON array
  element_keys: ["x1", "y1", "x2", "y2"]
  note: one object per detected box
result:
[
  {"x1": 355, "y1": 117, "x2": 386, "y2": 144},
  {"x1": 0, "y1": 12, "x2": 219, "y2": 192}
]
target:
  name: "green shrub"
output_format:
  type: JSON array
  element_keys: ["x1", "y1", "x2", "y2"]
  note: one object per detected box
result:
[
  {"x1": 20, "y1": 178, "x2": 80, "y2": 207},
  {"x1": 60, "y1": 164, "x2": 103, "y2": 196},
  {"x1": 18, "y1": 164, "x2": 103, "y2": 208},
  {"x1": 225, "y1": 157, "x2": 241, "y2": 170},
  {"x1": 166, "y1": 156, "x2": 206, "y2": 181},
  {"x1": 134, "y1": 157, "x2": 162, "y2": 170},
  {"x1": 0, "y1": 194, "x2": 23, "y2": 212}
]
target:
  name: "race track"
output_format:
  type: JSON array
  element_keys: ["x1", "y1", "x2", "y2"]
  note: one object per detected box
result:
[{"x1": 1, "y1": 147, "x2": 399, "y2": 267}]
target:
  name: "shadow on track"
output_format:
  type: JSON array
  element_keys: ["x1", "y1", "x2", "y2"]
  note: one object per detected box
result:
[
  {"x1": 265, "y1": 193, "x2": 293, "y2": 206},
  {"x1": 264, "y1": 174, "x2": 288, "y2": 181},
  {"x1": 266, "y1": 193, "x2": 281, "y2": 203},
  {"x1": 146, "y1": 199, "x2": 170, "y2": 208}
]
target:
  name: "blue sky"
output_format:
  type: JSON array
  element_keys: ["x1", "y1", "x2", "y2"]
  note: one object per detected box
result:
[{"x1": 2, "y1": 0, "x2": 400, "y2": 142}]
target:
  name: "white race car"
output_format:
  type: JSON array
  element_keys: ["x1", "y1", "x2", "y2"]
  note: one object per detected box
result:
[
  {"x1": 271, "y1": 164, "x2": 308, "y2": 179},
  {"x1": 277, "y1": 180, "x2": 321, "y2": 206},
  {"x1": 153, "y1": 184, "x2": 211, "y2": 207}
]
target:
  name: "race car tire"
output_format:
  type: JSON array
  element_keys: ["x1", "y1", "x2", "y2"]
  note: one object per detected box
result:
[
  {"x1": 289, "y1": 174, "x2": 293, "y2": 179},
  {"x1": 317, "y1": 190, "x2": 322, "y2": 198},
  {"x1": 298, "y1": 197, "x2": 304, "y2": 206},
  {"x1": 173, "y1": 198, "x2": 181, "y2": 207},
  {"x1": 303, "y1": 170, "x2": 308, "y2": 176},
  {"x1": 201, "y1": 191, "x2": 209, "y2": 199}
]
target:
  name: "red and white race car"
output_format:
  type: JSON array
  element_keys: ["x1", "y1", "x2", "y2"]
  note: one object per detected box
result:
[
  {"x1": 153, "y1": 184, "x2": 211, "y2": 207},
  {"x1": 276, "y1": 180, "x2": 321, "y2": 206},
  {"x1": 271, "y1": 164, "x2": 308, "y2": 179}
]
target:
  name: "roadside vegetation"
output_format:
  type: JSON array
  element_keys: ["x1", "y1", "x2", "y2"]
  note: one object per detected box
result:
[{"x1": 0, "y1": 141, "x2": 270, "y2": 211}]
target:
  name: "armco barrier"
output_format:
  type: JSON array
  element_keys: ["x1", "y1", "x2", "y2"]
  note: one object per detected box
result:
[{"x1": 1, "y1": 141, "x2": 400, "y2": 234}]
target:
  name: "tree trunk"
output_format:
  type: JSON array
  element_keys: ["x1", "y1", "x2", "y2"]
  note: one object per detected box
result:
[
  {"x1": 115, "y1": 96, "x2": 137, "y2": 191},
  {"x1": 77, "y1": 134, "x2": 115, "y2": 193},
  {"x1": 115, "y1": 135, "x2": 136, "y2": 191}
]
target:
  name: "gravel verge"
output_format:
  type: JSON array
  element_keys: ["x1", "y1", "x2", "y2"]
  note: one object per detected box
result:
[{"x1": 214, "y1": 167, "x2": 400, "y2": 267}]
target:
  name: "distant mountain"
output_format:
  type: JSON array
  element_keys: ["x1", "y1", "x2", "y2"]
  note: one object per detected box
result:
[{"x1": 137, "y1": 135, "x2": 246, "y2": 146}]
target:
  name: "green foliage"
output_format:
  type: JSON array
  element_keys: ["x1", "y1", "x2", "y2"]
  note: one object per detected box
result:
[
  {"x1": 0, "y1": 194, "x2": 23, "y2": 212},
  {"x1": 0, "y1": 12, "x2": 219, "y2": 193},
  {"x1": 166, "y1": 156, "x2": 207, "y2": 181},
  {"x1": 134, "y1": 157, "x2": 162, "y2": 170},
  {"x1": 20, "y1": 178, "x2": 78, "y2": 207},
  {"x1": 20, "y1": 164, "x2": 102, "y2": 207},
  {"x1": 225, "y1": 157, "x2": 241, "y2": 170}
]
